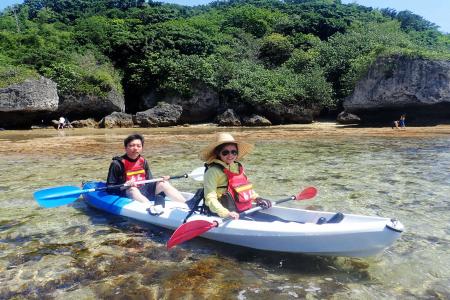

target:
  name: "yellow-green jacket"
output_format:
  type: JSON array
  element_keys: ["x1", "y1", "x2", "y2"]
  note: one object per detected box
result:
[{"x1": 203, "y1": 159, "x2": 258, "y2": 218}]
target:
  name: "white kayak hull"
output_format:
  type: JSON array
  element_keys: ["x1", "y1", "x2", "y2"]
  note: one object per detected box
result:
[{"x1": 83, "y1": 182, "x2": 404, "y2": 257}]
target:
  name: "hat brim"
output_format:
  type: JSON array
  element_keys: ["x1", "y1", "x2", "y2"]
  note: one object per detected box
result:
[{"x1": 200, "y1": 140, "x2": 254, "y2": 163}]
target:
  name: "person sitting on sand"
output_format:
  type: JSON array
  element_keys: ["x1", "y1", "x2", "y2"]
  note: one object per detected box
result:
[
  {"x1": 106, "y1": 134, "x2": 187, "y2": 215},
  {"x1": 58, "y1": 117, "x2": 65, "y2": 130},
  {"x1": 392, "y1": 114, "x2": 406, "y2": 130}
]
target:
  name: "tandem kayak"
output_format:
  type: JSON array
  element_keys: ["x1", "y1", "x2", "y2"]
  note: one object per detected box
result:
[{"x1": 82, "y1": 181, "x2": 404, "y2": 257}]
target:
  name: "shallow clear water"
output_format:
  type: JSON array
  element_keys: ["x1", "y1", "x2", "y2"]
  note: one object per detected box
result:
[{"x1": 0, "y1": 127, "x2": 449, "y2": 299}]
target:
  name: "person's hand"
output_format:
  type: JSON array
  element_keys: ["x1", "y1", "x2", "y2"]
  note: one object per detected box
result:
[
  {"x1": 125, "y1": 178, "x2": 137, "y2": 187},
  {"x1": 228, "y1": 211, "x2": 239, "y2": 220},
  {"x1": 255, "y1": 197, "x2": 272, "y2": 209},
  {"x1": 162, "y1": 175, "x2": 170, "y2": 181}
]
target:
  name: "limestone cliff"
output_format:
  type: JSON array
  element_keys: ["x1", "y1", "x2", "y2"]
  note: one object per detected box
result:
[
  {"x1": 0, "y1": 77, "x2": 58, "y2": 128},
  {"x1": 344, "y1": 55, "x2": 450, "y2": 124}
]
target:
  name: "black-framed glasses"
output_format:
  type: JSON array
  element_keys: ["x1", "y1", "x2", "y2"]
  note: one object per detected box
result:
[{"x1": 221, "y1": 150, "x2": 238, "y2": 156}]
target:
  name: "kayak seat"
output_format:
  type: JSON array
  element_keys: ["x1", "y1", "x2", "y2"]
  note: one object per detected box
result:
[
  {"x1": 327, "y1": 212, "x2": 344, "y2": 223},
  {"x1": 317, "y1": 212, "x2": 344, "y2": 225},
  {"x1": 316, "y1": 217, "x2": 327, "y2": 225},
  {"x1": 243, "y1": 211, "x2": 304, "y2": 224}
]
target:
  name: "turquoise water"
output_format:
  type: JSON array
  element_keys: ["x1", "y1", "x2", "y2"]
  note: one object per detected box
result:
[{"x1": 0, "y1": 127, "x2": 449, "y2": 299}]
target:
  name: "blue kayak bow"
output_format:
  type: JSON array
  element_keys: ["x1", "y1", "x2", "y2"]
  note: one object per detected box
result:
[{"x1": 34, "y1": 166, "x2": 205, "y2": 208}]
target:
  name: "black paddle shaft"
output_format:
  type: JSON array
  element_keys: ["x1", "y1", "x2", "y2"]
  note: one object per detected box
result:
[
  {"x1": 217, "y1": 195, "x2": 296, "y2": 225},
  {"x1": 169, "y1": 174, "x2": 188, "y2": 180},
  {"x1": 99, "y1": 174, "x2": 188, "y2": 192}
]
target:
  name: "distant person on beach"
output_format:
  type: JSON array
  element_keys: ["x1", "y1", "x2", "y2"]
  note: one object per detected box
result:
[
  {"x1": 392, "y1": 114, "x2": 406, "y2": 130},
  {"x1": 106, "y1": 134, "x2": 187, "y2": 215},
  {"x1": 64, "y1": 118, "x2": 73, "y2": 129},
  {"x1": 58, "y1": 117, "x2": 65, "y2": 130}
]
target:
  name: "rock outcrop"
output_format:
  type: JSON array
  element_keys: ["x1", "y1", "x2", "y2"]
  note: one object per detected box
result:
[
  {"x1": 99, "y1": 112, "x2": 134, "y2": 128},
  {"x1": 261, "y1": 104, "x2": 316, "y2": 124},
  {"x1": 70, "y1": 118, "x2": 98, "y2": 128},
  {"x1": 0, "y1": 76, "x2": 58, "y2": 128},
  {"x1": 58, "y1": 89, "x2": 125, "y2": 119},
  {"x1": 140, "y1": 84, "x2": 219, "y2": 123},
  {"x1": 344, "y1": 55, "x2": 450, "y2": 124},
  {"x1": 134, "y1": 102, "x2": 182, "y2": 127},
  {"x1": 242, "y1": 114, "x2": 272, "y2": 126},
  {"x1": 336, "y1": 111, "x2": 361, "y2": 124},
  {"x1": 216, "y1": 109, "x2": 241, "y2": 126}
]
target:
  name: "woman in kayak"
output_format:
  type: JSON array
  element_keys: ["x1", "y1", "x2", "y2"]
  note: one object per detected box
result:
[
  {"x1": 107, "y1": 134, "x2": 187, "y2": 215},
  {"x1": 199, "y1": 132, "x2": 272, "y2": 220}
]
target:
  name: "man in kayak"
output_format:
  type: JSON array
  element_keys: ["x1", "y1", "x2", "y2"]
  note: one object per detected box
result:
[
  {"x1": 199, "y1": 132, "x2": 272, "y2": 220},
  {"x1": 107, "y1": 134, "x2": 187, "y2": 215}
]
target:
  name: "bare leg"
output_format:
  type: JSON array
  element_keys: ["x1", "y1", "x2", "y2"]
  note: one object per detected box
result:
[
  {"x1": 155, "y1": 181, "x2": 186, "y2": 203},
  {"x1": 126, "y1": 187, "x2": 151, "y2": 206}
]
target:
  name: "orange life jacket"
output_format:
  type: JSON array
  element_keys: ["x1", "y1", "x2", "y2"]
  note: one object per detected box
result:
[
  {"x1": 121, "y1": 156, "x2": 146, "y2": 183},
  {"x1": 222, "y1": 163, "x2": 256, "y2": 212}
]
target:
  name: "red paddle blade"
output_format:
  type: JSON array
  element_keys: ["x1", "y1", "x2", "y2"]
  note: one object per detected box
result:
[
  {"x1": 296, "y1": 186, "x2": 317, "y2": 200},
  {"x1": 167, "y1": 220, "x2": 216, "y2": 249}
]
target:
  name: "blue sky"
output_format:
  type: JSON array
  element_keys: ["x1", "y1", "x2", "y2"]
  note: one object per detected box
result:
[{"x1": 1, "y1": 0, "x2": 449, "y2": 33}]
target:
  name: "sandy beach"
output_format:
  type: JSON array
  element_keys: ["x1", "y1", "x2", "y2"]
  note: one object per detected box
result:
[{"x1": 1, "y1": 122, "x2": 449, "y2": 156}]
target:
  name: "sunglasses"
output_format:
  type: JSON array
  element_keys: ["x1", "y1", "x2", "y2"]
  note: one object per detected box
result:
[{"x1": 221, "y1": 150, "x2": 238, "y2": 156}]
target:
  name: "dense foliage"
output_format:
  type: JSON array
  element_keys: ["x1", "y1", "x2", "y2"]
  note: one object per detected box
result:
[{"x1": 0, "y1": 0, "x2": 449, "y2": 112}]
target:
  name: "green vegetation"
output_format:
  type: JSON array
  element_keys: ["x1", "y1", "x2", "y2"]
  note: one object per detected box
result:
[
  {"x1": 0, "y1": 0, "x2": 449, "y2": 114},
  {"x1": 0, "y1": 62, "x2": 39, "y2": 88}
]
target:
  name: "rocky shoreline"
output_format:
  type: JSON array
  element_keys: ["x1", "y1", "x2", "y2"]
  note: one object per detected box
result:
[{"x1": 1, "y1": 55, "x2": 450, "y2": 130}]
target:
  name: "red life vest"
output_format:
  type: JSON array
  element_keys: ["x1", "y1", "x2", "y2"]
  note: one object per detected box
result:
[
  {"x1": 222, "y1": 163, "x2": 256, "y2": 212},
  {"x1": 121, "y1": 156, "x2": 146, "y2": 183}
]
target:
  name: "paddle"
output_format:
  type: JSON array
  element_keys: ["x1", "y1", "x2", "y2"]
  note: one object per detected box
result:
[
  {"x1": 166, "y1": 186, "x2": 317, "y2": 249},
  {"x1": 34, "y1": 166, "x2": 205, "y2": 208}
]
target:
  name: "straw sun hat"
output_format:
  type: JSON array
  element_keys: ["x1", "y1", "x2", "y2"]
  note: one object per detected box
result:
[{"x1": 199, "y1": 132, "x2": 254, "y2": 163}]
